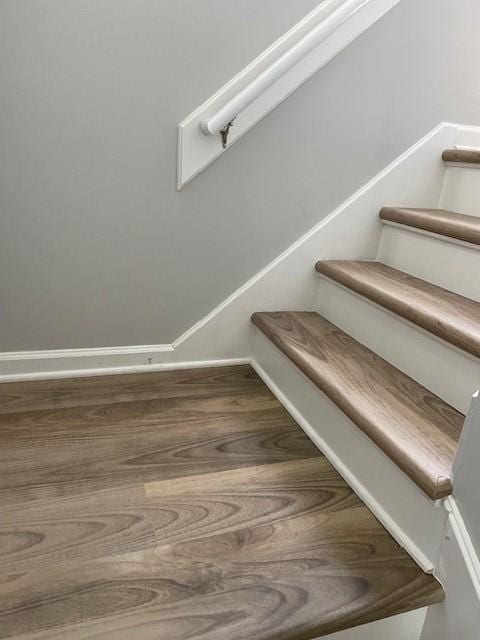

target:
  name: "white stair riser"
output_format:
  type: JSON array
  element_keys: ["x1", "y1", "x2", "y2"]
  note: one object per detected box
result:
[
  {"x1": 440, "y1": 167, "x2": 480, "y2": 216},
  {"x1": 252, "y1": 328, "x2": 448, "y2": 571},
  {"x1": 420, "y1": 509, "x2": 480, "y2": 640},
  {"x1": 378, "y1": 224, "x2": 480, "y2": 302},
  {"x1": 315, "y1": 277, "x2": 480, "y2": 414},
  {"x1": 322, "y1": 607, "x2": 428, "y2": 639}
]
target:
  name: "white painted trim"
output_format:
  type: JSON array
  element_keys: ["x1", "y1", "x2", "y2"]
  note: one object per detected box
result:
[
  {"x1": 439, "y1": 167, "x2": 480, "y2": 217},
  {"x1": 420, "y1": 507, "x2": 480, "y2": 639},
  {"x1": 200, "y1": 0, "x2": 376, "y2": 136},
  {"x1": 421, "y1": 494, "x2": 480, "y2": 639},
  {"x1": 380, "y1": 220, "x2": 480, "y2": 252},
  {"x1": 457, "y1": 125, "x2": 480, "y2": 137},
  {"x1": 443, "y1": 162, "x2": 480, "y2": 170},
  {"x1": 178, "y1": 0, "x2": 402, "y2": 187},
  {"x1": 0, "y1": 358, "x2": 251, "y2": 384},
  {"x1": 251, "y1": 355, "x2": 435, "y2": 572},
  {"x1": 317, "y1": 270, "x2": 480, "y2": 369},
  {"x1": 445, "y1": 497, "x2": 480, "y2": 601},
  {"x1": 0, "y1": 343, "x2": 174, "y2": 380},
  {"x1": 322, "y1": 607, "x2": 428, "y2": 640},
  {"x1": 0, "y1": 344, "x2": 174, "y2": 361},
  {"x1": 171, "y1": 121, "x2": 454, "y2": 362}
]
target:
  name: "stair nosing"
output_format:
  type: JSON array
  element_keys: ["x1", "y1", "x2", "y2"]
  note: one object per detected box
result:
[
  {"x1": 315, "y1": 260, "x2": 480, "y2": 360},
  {"x1": 380, "y1": 206, "x2": 480, "y2": 247},
  {"x1": 252, "y1": 311, "x2": 463, "y2": 500}
]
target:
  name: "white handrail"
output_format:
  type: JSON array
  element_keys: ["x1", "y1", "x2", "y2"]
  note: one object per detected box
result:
[{"x1": 200, "y1": 0, "x2": 369, "y2": 136}]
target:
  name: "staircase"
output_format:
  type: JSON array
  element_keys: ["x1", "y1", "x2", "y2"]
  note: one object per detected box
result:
[
  {"x1": 2, "y1": 145, "x2": 479, "y2": 639},
  {"x1": 251, "y1": 148, "x2": 480, "y2": 583}
]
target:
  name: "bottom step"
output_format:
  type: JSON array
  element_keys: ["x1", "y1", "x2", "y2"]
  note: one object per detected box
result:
[{"x1": 251, "y1": 311, "x2": 463, "y2": 500}]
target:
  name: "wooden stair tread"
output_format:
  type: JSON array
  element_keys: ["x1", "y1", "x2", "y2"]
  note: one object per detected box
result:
[
  {"x1": 380, "y1": 206, "x2": 480, "y2": 246},
  {"x1": 316, "y1": 260, "x2": 480, "y2": 359},
  {"x1": 252, "y1": 311, "x2": 464, "y2": 499},
  {"x1": 1, "y1": 367, "x2": 444, "y2": 639},
  {"x1": 442, "y1": 148, "x2": 480, "y2": 164}
]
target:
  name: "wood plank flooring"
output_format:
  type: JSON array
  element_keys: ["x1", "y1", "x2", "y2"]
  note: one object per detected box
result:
[{"x1": 0, "y1": 366, "x2": 443, "y2": 639}]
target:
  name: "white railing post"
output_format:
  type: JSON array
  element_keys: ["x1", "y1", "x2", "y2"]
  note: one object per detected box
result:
[{"x1": 452, "y1": 391, "x2": 480, "y2": 556}]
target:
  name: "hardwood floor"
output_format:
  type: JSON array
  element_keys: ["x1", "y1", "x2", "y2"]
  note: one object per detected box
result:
[
  {"x1": 316, "y1": 260, "x2": 480, "y2": 358},
  {"x1": 0, "y1": 366, "x2": 443, "y2": 639},
  {"x1": 442, "y1": 149, "x2": 480, "y2": 164},
  {"x1": 380, "y1": 206, "x2": 480, "y2": 246}
]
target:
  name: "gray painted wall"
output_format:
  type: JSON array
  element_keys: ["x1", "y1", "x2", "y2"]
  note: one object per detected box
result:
[{"x1": 1, "y1": 0, "x2": 480, "y2": 351}]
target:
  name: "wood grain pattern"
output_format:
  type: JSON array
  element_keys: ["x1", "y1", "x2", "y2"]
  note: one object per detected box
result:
[
  {"x1": 0, "y1": 369, "x2": 315, "y2": 505},
  {"x1": 316, "y1": 260, "x2": 480, "y2": 359},
  {"x1": 0, "y1": 365, "x2": 443, "y2": 639},
  {"x1": 442, "y1": 149, "x2": 480, "y2": 164},
  {"x1": 380, "y1": 206, "x2": 480, "y2": 245},
  {"x1": 252, "y1": 312, "x2": 464, "y2": 499},
  {"x1": 0, "y1": 366, "x2": 261, "y2": 415}
]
